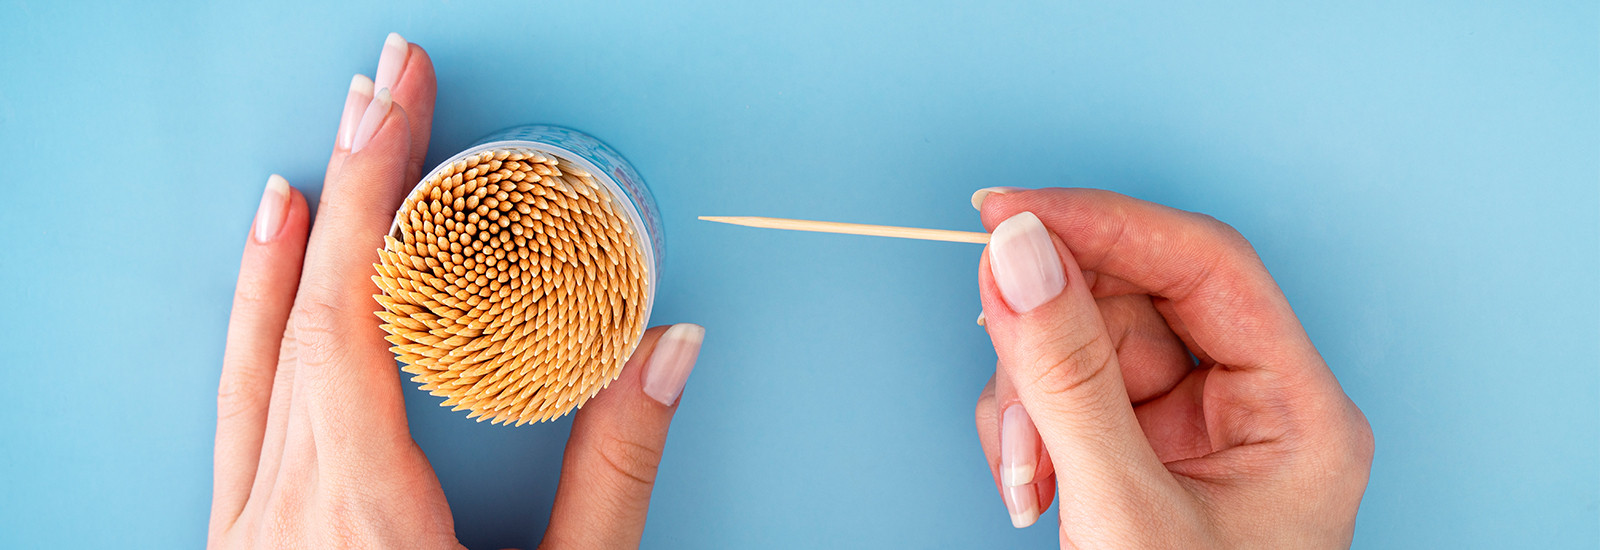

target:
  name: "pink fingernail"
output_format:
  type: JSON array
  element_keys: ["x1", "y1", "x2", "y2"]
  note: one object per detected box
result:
[
  {"x1": 1000, "y1": 404, "x2": 1040, "y2": 487},
  {"x1": 643, "y1": 323, "x2": 705, "y2": 406},
  {"x1": 373, "y1": 32, "x2": 410, "y2": 93},
  {"x1": 337, "y1": 74, "x2": 374, "y2": 150},
  {"x1": 988, "y1": 211, "x2": 1066, "y2": 313},
  {"x1": 350, "y1": 87, "x2": 392, "y2": 153},
  {"x1": 253, "y1": 175, "x2": 291, "y2": 243},
  {"x1": 1003, "y1": 483, "x2": 1040, "y2": 528},
  {"x1": 971, "y1": 186, "x2": 1027, "y2": 210}
]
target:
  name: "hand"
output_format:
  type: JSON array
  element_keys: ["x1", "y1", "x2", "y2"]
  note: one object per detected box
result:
[
  {"x1": 208, "y1": 34, "x2": 706, "y2": 549},
  {"x1": 970, "y1": 188, "x2": 1373, "y2": 547}
]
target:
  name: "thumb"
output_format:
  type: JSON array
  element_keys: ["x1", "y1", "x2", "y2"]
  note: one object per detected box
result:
[
  {"x1": 979, "y1": 212, "x2": 1180, "y2": 537},
  {"x1": 541, "y1": 323, "x2": 705, "y2": 549}
]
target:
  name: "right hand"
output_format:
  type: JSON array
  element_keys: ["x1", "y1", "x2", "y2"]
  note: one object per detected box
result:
[{"x1": 969, "y1": 188, "x2": 1373, "y2": 548}]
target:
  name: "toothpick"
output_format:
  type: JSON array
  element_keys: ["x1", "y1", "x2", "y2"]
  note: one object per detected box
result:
[{"x1": 698, "y1": 216, "x2": 990, "y2": 244}]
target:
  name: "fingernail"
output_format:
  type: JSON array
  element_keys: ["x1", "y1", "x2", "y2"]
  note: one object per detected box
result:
[
  {"x1": 971, "y1": 186, "x2": 1026, "y2": 210},
  {"x1": 1000, "y1": 404, "x2": 1039, "y2": 487},
  {"x1": 1003, "y1": 483, "x2": 1040, "y2": 528},
  {"x1": 337, "y1": 74, "x2": 374, "y2": 150},
  {"x1": 350, "y1": 87, "x2": 392, "y2": 153},
  {"x1": 373, "y1": 32, "x2": 410, "y2": 93},
  {"x1": 253, "y1": 175, "x2": 291, "y2": 243},
  {"x1": 976, "y1": 311, "x2": 986, "y2": 326},
  {"x1": 643, "y1": 323, "x2": 705, "y2": 406},
  {"x1": 988, "y1": 211, "x2": 1066, "y2": 313}
]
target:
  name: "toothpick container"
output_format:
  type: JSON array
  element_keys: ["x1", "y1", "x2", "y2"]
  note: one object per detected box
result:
[
  {"x1": 393, "y1": 125, "x2": 663, "y2": 274},
  {"x1": 373, "y1": 125, "x2": 661, "y2": 424}
]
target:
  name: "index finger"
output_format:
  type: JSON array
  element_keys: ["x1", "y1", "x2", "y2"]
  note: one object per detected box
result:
[
  {"x1": 976, "y1": 188, "x2": 1320, "y2": 383},
  {"x1": 289, "y1": 37, "x2": 436, "y2": 450},
  {"x1": 327, "y1": 34, "x2": 437, "y2": 185},
  {"x1": 292, "y1": 98, "x2": 418, "y2": 453}
]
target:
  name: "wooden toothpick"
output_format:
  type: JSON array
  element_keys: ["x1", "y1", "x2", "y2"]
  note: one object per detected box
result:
[{"x1": 698, "y1": 216, "x2": 990, "y2": 244}]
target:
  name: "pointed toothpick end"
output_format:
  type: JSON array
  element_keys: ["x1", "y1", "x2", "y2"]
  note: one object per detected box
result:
[
  {"x1": 696, "y1": 214, "x2": 989, "y2": 244},
  {"x1": 698, "y1": 216, "x2": 747, "y2": 226}
]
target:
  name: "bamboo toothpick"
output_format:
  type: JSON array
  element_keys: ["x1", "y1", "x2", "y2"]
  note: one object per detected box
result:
[
  {"x1": 372, "y1": 147, "x2": 652, "y2": 426},
  {"x1": 698, "y1": 216, "x2": 990, "y2": 244}
]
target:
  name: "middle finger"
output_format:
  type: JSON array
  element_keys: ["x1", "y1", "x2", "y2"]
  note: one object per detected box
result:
[
  {"x1": 1096, "y1": 294, "x2": 1194, "y2": 403},
  {"x1": 325, "y1": 34, "x2": 437, "y2": 186}
]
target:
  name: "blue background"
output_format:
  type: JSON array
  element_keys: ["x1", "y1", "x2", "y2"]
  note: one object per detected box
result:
[{"x1": 1, "y1": 1, "x2": 1595, "y2": 548}]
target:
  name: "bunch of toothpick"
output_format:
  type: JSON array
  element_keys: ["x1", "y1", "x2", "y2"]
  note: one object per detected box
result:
[{"x1": 372, "y1": 147, "x2": 651, "y2": 425}]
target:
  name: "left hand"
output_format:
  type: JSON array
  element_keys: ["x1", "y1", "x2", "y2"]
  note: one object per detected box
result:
[{"x1": 207, "y1": 33, "x2": 706, "y2": 549}]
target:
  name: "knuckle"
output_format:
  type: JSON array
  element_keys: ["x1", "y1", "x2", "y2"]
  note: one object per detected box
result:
[
  {"x1": 1194, "y1": 213, "x2": 1258, "y2": 258},
  {"x1": 318, "y1": 493, "x2": 367, "y2": 549},
  {"x1": 974, "y1": 397, "x2": 998, "y2": 431},
  {"x1": 1345, "y1": 409, "x2": 1376, "y2": 466},
  {"x1": 1025, "y1": 332, "x2": 1117, "y2": 400},
  {"x1": 215, "y1": 369, "x2": 272, "y2": 422},
  {"x1": 1093, "y1": 295, "x2": 1144, "y2": 338},
  {"x1": 1295, "y1": 397, "x2": 1377, "y2": 482},
  {"x1": 1354, "y1": 431, "x2": 1376, "y2": 471},
  {"x1": 973, "y1": 384, "x2": 996, "y2": 422},
  {"x1": 232, "y1": 277, "x2": 277, "y2": 310},
  {"x1": 287, "y1": 295, "x2": 354, "y2": 360},
  {"x1": 595, "y1": 434, "x2": 664, "y2": 488},
  {"x1": 261, "y1": 485, "x2": 305, "y2": 547}
]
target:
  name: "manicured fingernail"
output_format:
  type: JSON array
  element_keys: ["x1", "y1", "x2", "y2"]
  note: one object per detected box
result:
[
  {"x1": 643, "y1": 323, "x2": 705, "y2": 406},
  {"x1": 1003, "y1": 483, "x2": 1040, "y2": 528},
  {"x1": 253, "y1": 175, "x2": 291, "y2": 243},
  {"x1": 350, "y1": 87, "x2": 392, "y2": 153},
  {"x1": 1000, "y1": 404, "x2": 1039, "y2": 487},
  {"x1": 971, "y1": 186, "x2": 1026, "y2": 210},
  {"x1": 373, "y1": 32, "x2": 409, "y2": 93},
  {"x1": 988, "y1": 211, "x2": 1066, "y2": 313},
  {"x1": 975, "y1": 311, "x2": 986, "y2": 326},
  {"x1": 337, "y1": 74, "x2": 374, "y2": 150}
]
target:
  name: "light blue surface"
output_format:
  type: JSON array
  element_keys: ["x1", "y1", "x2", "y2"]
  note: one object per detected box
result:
[{"x1": 1, "y1": 1, "x2": 1595, "y2": 548}]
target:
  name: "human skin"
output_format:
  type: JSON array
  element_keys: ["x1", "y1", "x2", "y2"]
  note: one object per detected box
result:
[
  {"x1": 208, "y1": 34, "x2": 704, "y2": 549},
  {"x1": 207, "y1": 32, "x2": 1368, "y2": 550},
  {"x1": 970, "y1": 188, "x2": 1374, "y2": 548}
]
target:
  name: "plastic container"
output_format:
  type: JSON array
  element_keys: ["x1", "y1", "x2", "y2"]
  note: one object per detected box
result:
[{"x1": 390, "y1": 124, "x2": 661, "y2": 327}]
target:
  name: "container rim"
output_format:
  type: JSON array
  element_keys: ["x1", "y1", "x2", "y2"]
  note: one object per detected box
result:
[{"x1": 385, "y1": 139, "x2": 659, "y2": 343}]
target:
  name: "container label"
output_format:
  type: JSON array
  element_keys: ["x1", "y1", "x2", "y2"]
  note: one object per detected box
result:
[{"x1": 472, "y1": 125, "x2": 664, "y2": 271}]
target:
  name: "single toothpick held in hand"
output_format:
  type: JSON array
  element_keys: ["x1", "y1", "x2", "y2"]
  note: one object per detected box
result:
[{"x1": 698, "y1": 216, "x2": 990, "y2": 244}]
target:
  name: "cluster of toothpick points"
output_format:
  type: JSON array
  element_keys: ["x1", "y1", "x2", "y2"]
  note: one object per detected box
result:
[{"x1": 372, "y1": 147, "x2": 649, "y2": 425}]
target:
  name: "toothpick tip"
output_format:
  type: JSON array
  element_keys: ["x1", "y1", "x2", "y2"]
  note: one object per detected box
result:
[{"x1": 695, "y1": 215, "x2": 989, "y2": 244}]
